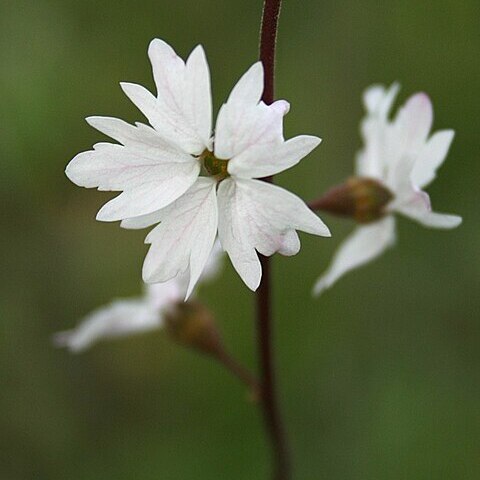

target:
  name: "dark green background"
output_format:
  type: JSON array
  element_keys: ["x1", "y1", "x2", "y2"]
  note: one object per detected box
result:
[{"x1": 1, "y1": 0, "x2": 478, "y2": 478}]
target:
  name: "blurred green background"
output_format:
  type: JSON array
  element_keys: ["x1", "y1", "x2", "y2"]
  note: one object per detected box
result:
[{"x1": 1, "y1": 0, "x2": 478, "y2": 478}]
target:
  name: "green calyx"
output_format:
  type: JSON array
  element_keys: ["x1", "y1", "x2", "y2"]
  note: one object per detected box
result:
[
  {"x1": 348, "y1": 177, "x2": 394, "y2": 223},
  {"x1": 314, "y1": 176, "x2": 394, "y2": 224},
  {"x1": 200, "y1": 150, "x2": 229, "y2": 180}
]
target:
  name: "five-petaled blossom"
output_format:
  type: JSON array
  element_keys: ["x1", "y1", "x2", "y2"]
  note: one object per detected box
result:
[
  {"x1": 314, "y1": 83, "x2": 462, "y2": 295},
  {"x1": 66, "y1": 38, "x2": 330, "y2": 298},
  {"x1": 54, "y1": 242, "x2": 223, "y2": 352}
]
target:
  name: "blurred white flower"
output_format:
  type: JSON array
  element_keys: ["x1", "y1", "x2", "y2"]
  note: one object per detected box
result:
[
  {"x1": 54, "y1": 242, "x2": 223, "y2": 352},
  {"x1": 66, "y1": 38, "x2": 330, "y2": 297},
  {"x1": 314, "y1": 84, "x2": 462, "y2": 295}
]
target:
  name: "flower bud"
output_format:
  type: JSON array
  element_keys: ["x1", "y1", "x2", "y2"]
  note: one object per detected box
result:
[
  {"x1": 310, "y1": 177, "x2": 393, "y2": 224},
  {"x1": 165, "y1": 300, "x2": 260, "y2": 397},
  {"x1": 165, "y1": 300, "x2": 223, "y2": 357}
]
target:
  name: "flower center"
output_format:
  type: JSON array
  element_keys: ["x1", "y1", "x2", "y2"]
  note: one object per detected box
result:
[{"x1": 200, "y1": 150, "x2": 229, "y2": 181}]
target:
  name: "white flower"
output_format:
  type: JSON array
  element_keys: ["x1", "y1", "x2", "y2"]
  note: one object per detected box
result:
[
  {"x1": 54, "y1": 242, "x2": 223, "y2": 352},
  {"x1": 53, "y1": 283, "x2": 174, "y2": 353},
  {"x1": 314, "y1": 83, "x2": 462, "y2": 296},
  {"x1": 66, "y1": 39, "x2": 330, "y2": 298}
]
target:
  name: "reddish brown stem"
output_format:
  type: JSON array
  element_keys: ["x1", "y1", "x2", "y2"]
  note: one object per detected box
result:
[{"x1": 257, "y1": 1, "x2": 292, "y2": 480}]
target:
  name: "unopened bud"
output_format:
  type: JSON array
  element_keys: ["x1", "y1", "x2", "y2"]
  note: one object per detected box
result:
[
  {"x1": 310, "y1": 177, "x2": 393, "y2": 224},
  {"x1": 166, "y1": 301, "x2": 260, "y2": 397},
  {"x1": 165, "y1": 300, "x2": 223, "y2": 357}
]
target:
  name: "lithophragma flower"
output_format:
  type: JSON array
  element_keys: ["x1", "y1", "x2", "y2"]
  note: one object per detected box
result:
[
  {"x1": 66, "y1": 39, "x2": 330, "y2": 298},
  {"x1": 54, "y1": 242, "x2": 223, "y2": 352},
  {"x1": 314, "y1": 83, "x2": 462, "y2": 295}
]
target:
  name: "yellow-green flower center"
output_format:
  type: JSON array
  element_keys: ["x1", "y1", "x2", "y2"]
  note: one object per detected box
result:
[{"x1": 200, "y1": 150, "x2": 229, "y2": 180}]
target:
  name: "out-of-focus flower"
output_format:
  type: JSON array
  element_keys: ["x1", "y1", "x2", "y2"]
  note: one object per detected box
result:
[
  {"x1": 66, "y1": 38, "x2": 330, "y2": 297},
  {"x1": 314, "y1": 84, "x2": 462, "y2": 295},
  {"x1": 54, "y1": 243, "x2": 223, "y2": 352}
]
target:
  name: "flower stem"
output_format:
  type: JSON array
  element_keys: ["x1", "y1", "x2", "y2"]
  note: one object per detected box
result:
[
  {"x1": 215, "y1": 347, "x2": 261, "y2": 400},
  {"x1": 256, "y1": 258, "x2": 292, "y2": 480},
  {"x1": 259, "y1": 0, "x2": 282, "y2": 107},
  {"x1": 257, "y1": 1, "x2": 292, "y2": 480}
]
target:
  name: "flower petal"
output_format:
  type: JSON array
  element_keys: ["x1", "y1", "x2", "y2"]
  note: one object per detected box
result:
[
  {"x1": 144, "y1": 282, "x2": 186, "y2": 310},
  {"x1": 166, "y1": 239, "x2": 225, "y2": 296},
  {"x1": 87, "y1": 116, "x2": 166, "y2": 147},
  {"x1": 95, "y1": 167, "x2": 196, "y2": 222},
  {"x1": 363, "y1": 82, "x2": 400, "y2": 117},
  {"x1": 214, "y1": 62, "x2": 290, "y2": 160},
  {"x1": 86, "y1": 116, "x2": 199, "y2": 165},
  {"x1": 355, "y1": 120, "x2": 386, "y2": 179},
  {"x1": 394, "y1": 92, "x2": 433, "y2": 150},
  {"x1": 228, "y1": 135, "x2": 321, "y2": 179},
  {"x1": 313, "y1": 216, "x2": 396, "y2": 296},
  {"x1": 184, "y1": 44, "x2": 213, "y2": 150},
  {"x1": 389, "y1": 169, "x2": 461, "y2": 230},
  {"x1": 411, "y1": 130, "x2": 455, "y2": 189},
  {"x1": 53, "y1": 299, "x2": 161, "y2": 353},
  {"x1": 66, "y1": 123, "x2": 201, "y2": 221},
  {"x1": 225, "y1": 62, "x2": 264, "y2": 106},
  {"x1": 356, "y1": 83, "x2": 400, "y2": 179},
  {"x1": 217, "y1": 180, "x2": 262, "y2": 291},
  {"x1": 277, "y1": 230, "x2": 301, "y2": 256},
  {"x1": 200, "y1": 240, "x2": 225, "y2": 283},
  {"x1": 396, "y1": 199, "x2": 462, "y2": 229},
  {"x1": 119, "y1": 39, "x2": 212, "y2": 155},
  {"x1": 215, "y1": 99, "x2": 289, "y2": 161},
  {"x1": 120, "y1": 209, "x2": 164, "y2": 230},
  {"x1": 385, "y1": 152, "x2": 417, "y2": 200},
  {"x1": 217, "y1": 178, "x2": 330, "y2": 291},
  {"x1": 142, "y1": 177, "x2": 218, "y2": 299}
]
